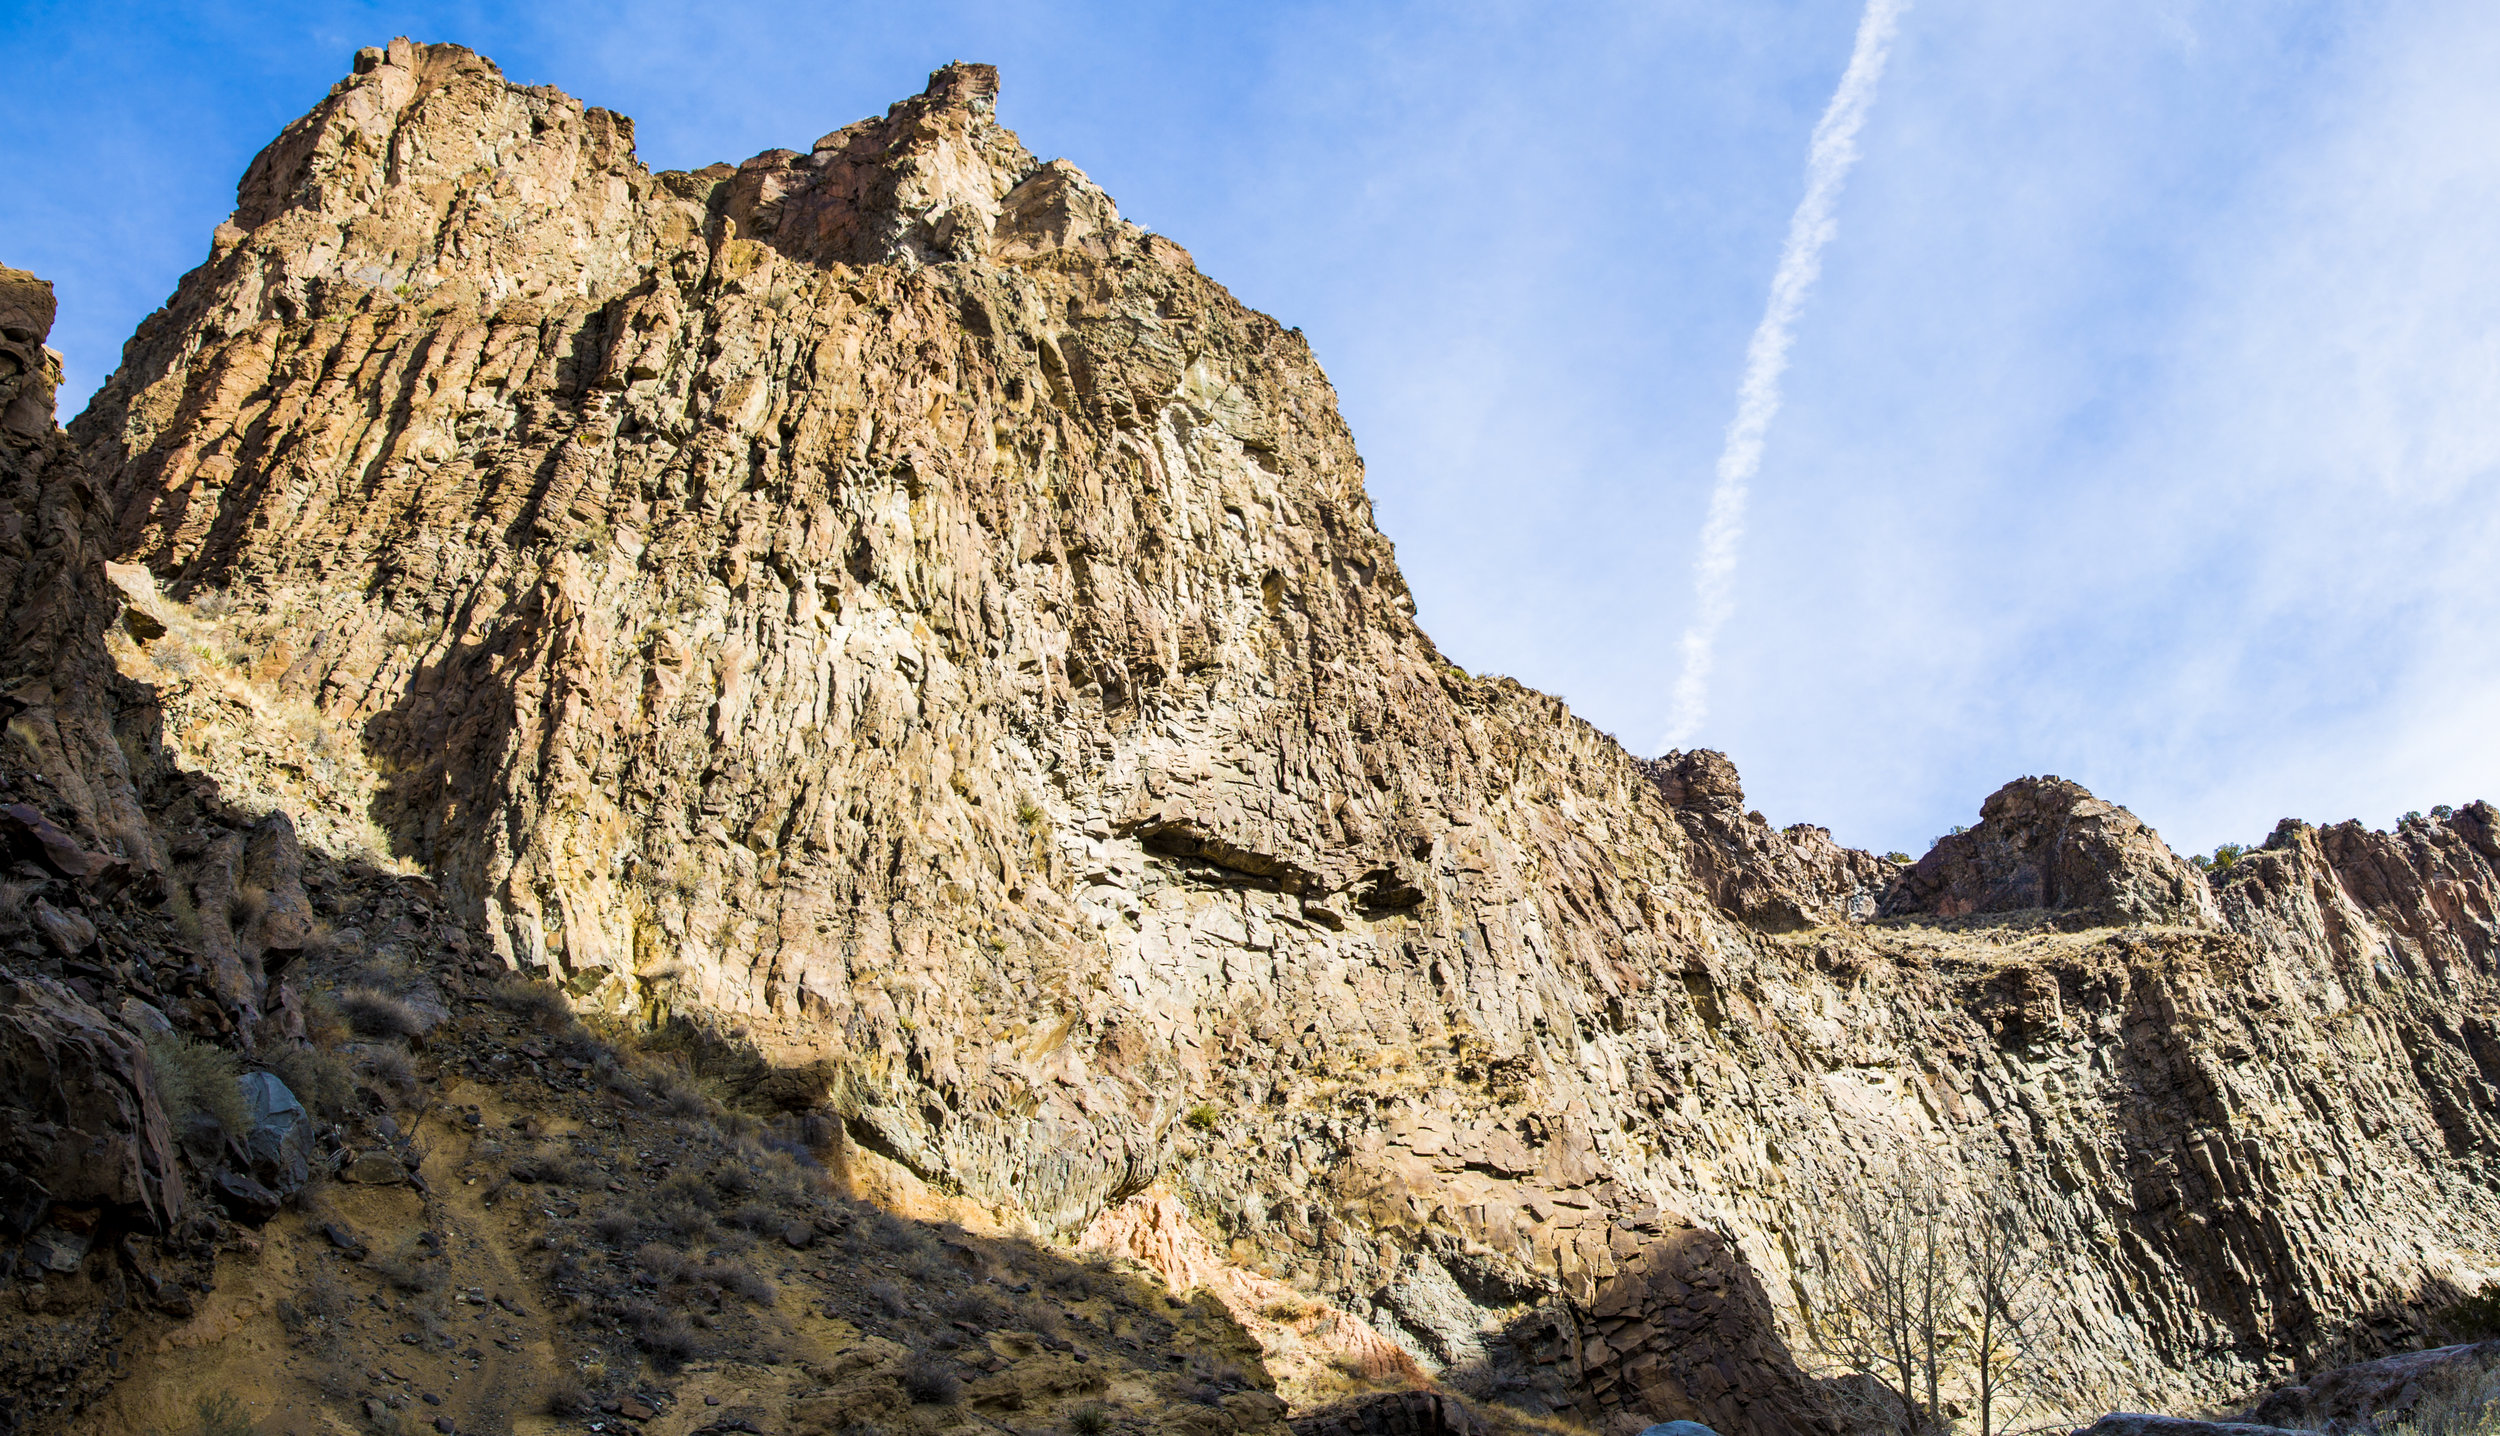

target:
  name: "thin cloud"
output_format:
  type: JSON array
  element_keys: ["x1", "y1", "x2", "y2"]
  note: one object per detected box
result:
[{"x1": 1659, "y1": 0, "x2": 1909, "y2": 754}]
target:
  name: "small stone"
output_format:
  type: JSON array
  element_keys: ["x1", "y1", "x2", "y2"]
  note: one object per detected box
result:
[
  {"x1": 340, "y1": 1151, "x2": 408, "y2": 1185},
  {"x1": 210, "y1": 1167, "x2": 281, "y2": 1225},
  {"x1": 22, "y1": 1225, "x2": 88, "y2": 1272}
]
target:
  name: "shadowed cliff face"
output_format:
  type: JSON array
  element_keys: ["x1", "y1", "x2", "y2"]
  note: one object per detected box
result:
[{"x1": 46, "y1": 37, "x2": 2500, "y2": 1434}]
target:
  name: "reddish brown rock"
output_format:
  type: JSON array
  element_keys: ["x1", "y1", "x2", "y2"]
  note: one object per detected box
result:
[
  {"x1": 1880, "y1": 775, "x2": 2221, "y2": 926},
  {"x1": 0, "y1": 972, "x2": 182, "y2": 1235}
]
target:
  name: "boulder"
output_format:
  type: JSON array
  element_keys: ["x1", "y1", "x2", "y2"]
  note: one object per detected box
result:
[
  {"x1": 210, "y1": 1166, "x2": 280, "y2": 1224},
  {"x1": 2235, "y1": 1340, "x2": 2500, "y2": 1432},
  {"x1": 21, "y1": 1223, "x2": 89, "y2": 1273},
  {"x1": 339, "y1": 1150, "x2": 409, "y2": 1185},
  {"x1": 238, "y1": 1070, "x2": 310, "y2": 1195},
  {"x1": 1288, "y1": 1391, "x2": 1483, "y2": 1436}
]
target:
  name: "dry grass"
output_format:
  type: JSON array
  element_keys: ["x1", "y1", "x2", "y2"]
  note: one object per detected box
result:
[
  {"x1": 336, "y1": 986, "x2": 422, "y2": 1038},
  {"x1": 260, "y1": 1043, "x2": 353, "y2": 1119},
  {"x1": 2392, "y1": 1370, "x2": 2500, "y2": 1436},
  {"x1": 146, "y1": 1030, "x2": 247, "y2": 1135},
  {"x1": 490, "y1": 974, "x2": 574, "y2": 1031}
]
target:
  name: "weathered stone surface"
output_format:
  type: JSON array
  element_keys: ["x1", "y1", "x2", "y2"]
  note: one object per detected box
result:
[
  {"x1": 1570, "y1": 1220, "x2": 1835, "y2": 1436},
  {"x1": 337, "y1": 1150, "x2": 408, "y2": 1185},
  {"x1": 0, "y1": 971, "x2": 181, "y2": 1233},
  {"x1": 209, "y1": 1164, "x2": 280, "y2": 1223},
  {"x1": 1880, "y1": 775, "x2": 2222, "y2": 926},
  {"x1": 40, "y1": 38, "x2": 2500, "y2": 1434},
  {"x1": 1290, "y1": 1391, "x2": 1485, "y2": 1436},
  {"x1": 2235, "y1": 1339, "x2": 2500, "y2": 1431},
  {"x1": 1640, "y1": 750, "x2": 1893, "y2": 929},
  {"x1": 237, "y1": 1069, "x2": 309, "y2": 1195}
]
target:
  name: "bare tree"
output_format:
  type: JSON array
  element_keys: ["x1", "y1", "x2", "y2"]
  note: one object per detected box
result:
[
  {"x1": 1814, "y1": 1149, "x2": 1962, "y2": 1436},
  {"x1": 1957, "y1": 1177, "x2": 2049, "y2": 1436},
  {"x1": 1809, "y1": 1153, "x2": 2050, "y2": 1436}
]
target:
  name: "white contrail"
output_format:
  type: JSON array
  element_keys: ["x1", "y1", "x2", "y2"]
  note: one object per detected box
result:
[{"x1": 1657, "y1": 0, "x2": 1910, "y2": 754}]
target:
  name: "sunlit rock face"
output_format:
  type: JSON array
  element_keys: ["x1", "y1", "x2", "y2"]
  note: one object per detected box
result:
[{"x1": 64, "y1": 38, "x2": 2500, "y2": 1432}]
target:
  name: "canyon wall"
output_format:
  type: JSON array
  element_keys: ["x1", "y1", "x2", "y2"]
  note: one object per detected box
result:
[{"x1": 52, "y1": 40, "x2": 2500, "y2": 1432}]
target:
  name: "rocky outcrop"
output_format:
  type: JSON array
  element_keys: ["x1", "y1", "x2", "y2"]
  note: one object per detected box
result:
[
  {"x1": 2072, "y1": 1418, "x2": 2305, "y2": 1436},
  {"x1": 2234, "y1": 1339, "x2": 2500, "y2": 1431},
  {"x1": 33, "y1": 36, "x2": 2500, "y2": 1436},
  {"x1": 0, "y1": 971, "x2": 182, "y2": 1238},
  {"x1": 1572, "y1": 1218, "x2": 1836, "y2": 1436},
  {"x1": 1641, "y1": 750, "x2": 1894, "y2": 929},
  {"x1": 1880, "y1": 776, "x2": 2222, "y2": 927}
]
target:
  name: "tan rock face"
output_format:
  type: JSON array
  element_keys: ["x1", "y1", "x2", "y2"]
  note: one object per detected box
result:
[{"x1": 55, "y1": 39, "x2": 2500, "y2": 1431}]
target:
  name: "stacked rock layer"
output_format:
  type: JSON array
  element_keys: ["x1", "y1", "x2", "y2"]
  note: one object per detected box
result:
[{"x1": 49, "y1": 39, "x2": 2500, "y2": 1432}]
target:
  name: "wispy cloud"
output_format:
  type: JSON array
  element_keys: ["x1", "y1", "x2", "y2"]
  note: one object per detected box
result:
[{"x1": 1658, "y1": 0, "x2": 1909, "y2": 754}]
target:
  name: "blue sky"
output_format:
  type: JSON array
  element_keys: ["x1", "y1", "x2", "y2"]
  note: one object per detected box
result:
[{"x1": 6, "y1": 0, "x2": 2496, "y2": 860}]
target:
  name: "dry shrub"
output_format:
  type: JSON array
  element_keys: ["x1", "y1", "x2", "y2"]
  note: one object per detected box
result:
[
  {"x1": 623, "y1": 1302, "x2": 701, "y2": 1366},
  {"x1": 491, "y1": 974, "x2": 573, "y2": 1030},
  {"x1": 276, "y1": 1266, "x2": 348, "y2": 1337},
  {"x1": 900, "y1": 1354, "x2": 961, "y2": 1405},
  {"x1": 940, "y1": 1290, "x2": 996, "y2": 1327},
  {"x1": 355, "y1": 1046, "x2": 420, "y2": 1104},
  {"x1": 2393, "y1": 1369, "x2": 2500, "y2": 1436},
  {"x1": 146, "y1": 1031, "x2": 247, "y2": 1135},
  {"x1": 649, "y1": 1195, "x2": 711, "y2": 1244},
  {"x1": 372, "y1": 1249, "x2": 442, "y2": 1294},
  {"x1": 261, "y1": 1043, "x2": 353, "y2": 1119},
  {"x1": 302, "y1": 991, "x2": 350, "y2": 1049},
  {"x1": 634, "y1": 1243, "x2": 688, "y2": 1282},
  {"x1": 543, "y1": 1377, "x2": 591, "y2": 1416},
  {"x1": 660, "y1": 1171, "x2": 721, "y2": 1213},
  {"x1": 193, "y1": 1391, "x2": 256, "y2": 1436},
  {"x1": 712, "y1": 1260, "x2": 775, "y2": 1307},
  {"x1": 336, "y1": 987, "x2": 421, "y2": 1039}
]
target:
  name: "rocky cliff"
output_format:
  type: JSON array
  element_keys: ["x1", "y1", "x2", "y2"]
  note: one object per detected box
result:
[{"x1": 14, "y1": 36, "x2": 2500, "y2": 1436}]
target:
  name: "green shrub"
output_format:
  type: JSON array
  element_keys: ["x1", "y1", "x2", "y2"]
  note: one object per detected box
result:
[
  {"x1": 147, "y1": 1031, "x2": 247, "y2": 1136},
  {"x1": 1070, "y1": 1402, "x2": 1114, "y2": 1434},
  {"x1": 1183, "y1": 1103, "x2": 1221, "y2": 1132}
]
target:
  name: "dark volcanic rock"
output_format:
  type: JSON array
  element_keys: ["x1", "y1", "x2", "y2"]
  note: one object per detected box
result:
[
  {"x1": 1880, "y1": 775, "x2": 2220, "y2": 927},
  {"x1": 0, "y1": 971, "x2": 182, "y2": 1234}
]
